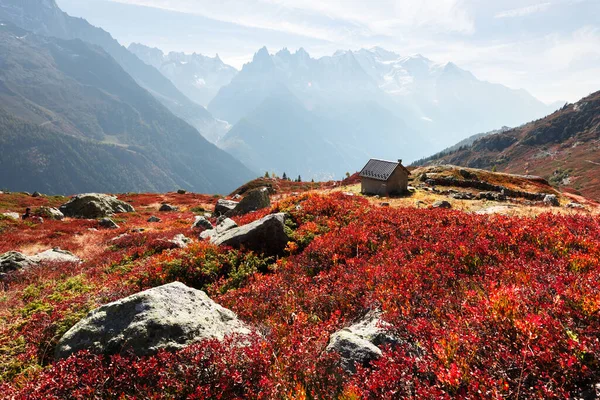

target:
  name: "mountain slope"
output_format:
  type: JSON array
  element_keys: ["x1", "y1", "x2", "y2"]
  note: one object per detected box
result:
[
  {"x1": 0, "y1": 22, "x2": 254, "y2": 194},
  {"x1": 0, "y1": 108, "x2": 179, "y2": 194},
  {"x1": 0, "y1": 0, "x2": 226, "y2": 140},
  {"x1": 417, "y1": 91, "x2": 600, "y2": 199}
]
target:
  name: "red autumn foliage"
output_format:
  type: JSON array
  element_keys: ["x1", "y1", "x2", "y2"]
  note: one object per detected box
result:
[{"x1": 0, "y1": 191, "x2": 599, "y2": 398}]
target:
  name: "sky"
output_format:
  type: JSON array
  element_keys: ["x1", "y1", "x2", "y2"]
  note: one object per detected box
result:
[{"x1": 57, "y1": 0, "x2": 600, "y2": 103}]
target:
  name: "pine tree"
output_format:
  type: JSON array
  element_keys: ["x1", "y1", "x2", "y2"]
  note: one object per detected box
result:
[
  {"x1": 297, "y1": 175, "x2": 302, "y2": 182},
  {"x1": 282, "y1": 172, "x2": 288, "y2": 180},
  {"x1": 264, "y1": 171, "x2": 270, "y2": 178}
]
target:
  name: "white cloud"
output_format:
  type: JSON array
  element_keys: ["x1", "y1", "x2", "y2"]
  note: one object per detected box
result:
[
  {"x1": 494, "y1": 2, "x2": 552, "y2": 18},
  {"x1": 108, "y1": 0, "x2": 475, "y2": 41}
]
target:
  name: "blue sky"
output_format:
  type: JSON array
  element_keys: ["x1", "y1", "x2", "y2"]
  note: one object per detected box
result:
[{"x1": 57, "y1": 0, "x2": 600, "y2": 103}]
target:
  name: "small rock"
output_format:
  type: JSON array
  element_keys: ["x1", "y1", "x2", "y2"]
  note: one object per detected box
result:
[
  {"x1": 170, "y1": 234, "x2": 191, "y2": 248},
  {"x1": 380, "y1": 202, "x2": 390, "y2": 207},
  {"x1": 99, "y1": 218, "x2": 119, "y2": 229},
  {"x1": 214, "y1": 199, "x2": 238, "y2": 216},
  {"x1": 543, "y1": 194, "x2": 560, "y2": 207},
  {"x1": 131, "y1": 228, "x2": 145, "y2": 233},
  {"x1": 159, "y1": 203, "x2": 178, "y2": 212},
  {"x1": 35, "y1": 206, "x2": 64, "y2": 220},
  {"x1": 432, "y1": 200, "x2": 452, "y2": 209},
  {"x1": 30, "y1": 248, "x2": 80, "y2": 264},
  {"x1": 232, "y1": 194, "x2": 242, "y2": 200},
  {"x1": 31, "y1": 191, "x2": 42, "y2": 197},
  {"x1": 566, "y1": 202, "x2": 585, "y2": 209},
  {"x1": 177, "y1": 189, "x2": 187, "y2": 195},
  {"x1": 147, "y1": 216, "x2": 161, "y2": 223},
  {"x1": 55, "y1": 282, "x2": 252, "y2": 359},
  {"x1": 451, "y1": 192, "x2": 474, "y2": 200},
  {"x1": 192, "y1": 216, "x2": 213, "y2": 230},
  {"x1": 2, "y1": 212, "x2": 20, "y2": 220}
]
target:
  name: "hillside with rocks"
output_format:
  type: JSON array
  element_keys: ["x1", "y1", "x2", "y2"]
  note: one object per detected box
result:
[
  {"x1": 415, "y1": 91, "x2": 600, "y2": 200},
  {"x1": 0, "y1": 169, "x2": 599, "y2": 398}
]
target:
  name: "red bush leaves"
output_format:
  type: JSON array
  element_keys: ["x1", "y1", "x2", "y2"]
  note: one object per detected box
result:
[{"x1": 1, "y1": 192, "x2": 599, "y2": 398}]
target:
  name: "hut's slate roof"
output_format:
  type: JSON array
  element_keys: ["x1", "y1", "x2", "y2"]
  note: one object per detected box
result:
[{"x1": 359, "y1": 159, "x2": 409, "y2": 181}]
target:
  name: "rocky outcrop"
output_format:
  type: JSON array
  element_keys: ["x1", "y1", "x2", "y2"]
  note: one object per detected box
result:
[
  {"x1": 60, "y1": 194, "x2": 134, "y2": 219},
  {"x1": 55, "y1": 282, "x2": 252, "y2": 359},
  {"x1": 567, "y1": 202, "x2": 585, "y2": 209},
  {"x1": 228, "y1": 187, "x2": 270, "y2": 216},
  {"x1": 211, "y1": 213, "x2": 288, "y2": 256},
  {"x1": 214, "y1": 199, "x2": 238, "y2": 216},
  {"x1": 326, "y1": 311, "x2": 399, "y2": 373},
  {"x1": 147, "y1": 216, "x2": 161, "y2": 222}
]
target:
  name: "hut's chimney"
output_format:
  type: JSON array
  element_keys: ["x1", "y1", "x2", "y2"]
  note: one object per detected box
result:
[{"x1": 398, "y1": 159, "x2": 403, "y2": 164}]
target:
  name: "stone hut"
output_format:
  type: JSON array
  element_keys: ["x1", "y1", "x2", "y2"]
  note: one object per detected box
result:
[{"x1": 359, "y1": 159, "x2": 410, "y2": 196}]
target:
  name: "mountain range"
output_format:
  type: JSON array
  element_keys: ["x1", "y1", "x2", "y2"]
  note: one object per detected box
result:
[
  {"x1": 206, "y1": 46, "x2": 556, "y2": 178},
  {"x1": 415, "y1": 90, "x2": 600, "y2": 200},
  {"x1": 0, "y1": 0, "x2": 576, "y2": 188},
  {"x1": 0, "y1": 21, "x2": 254, "y2": 194}
]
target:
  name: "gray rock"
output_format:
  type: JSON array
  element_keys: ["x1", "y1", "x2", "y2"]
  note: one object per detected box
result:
[
  {"x1": 567, "y1": 202, "x2": 585, "y2": 209},
  {"x1": 0, "y1": 251, "x2": 35, "y2": 278},
  {"x1": 170, "y1": 234, "x2": 191, "y2": 248},
  {"x1": 55, "y1": 282, "x2": 251, "y2": 359},
  {"x1": 60, "y1": 194, "x2": 135, "y2": 219},
  {"x1": 32, "y1": 191, "x2": 42, "y2": 197},
  {"x1": 30, "y1": 248, "x2": 80, "y2": 264},
  {"x1": 2, "y1": 212, "x2": 20, "y2": 220},
  {"x1": 216, "y1": 218, "x2": 237, "y2": 234},
  {"x1": 211, "y1": 213, "x2": 288, "y2": 256},
  {"x1": 1, "y1": 248, "x2": 80, "y2": 279},
  {"x1": 432, "y1": 200, "x2": 452, "y2": 209},
  {"x1": 35, "y1": 207, "x2": 64, "y2": 220},
  {"x1": 200, "y1": 218, "x2": 238, "y2": 240},
  {"x1": 200, "y1": 229, "x2": 216, "y2": 240},
  {"x1": 159, "y1": 203, "x2": 178, "y2": 212},
  {"x1": 451, "y1": 192, "x2": 475, "y2": 200},
  {"x1": 229, "y1": 187, "x2": 270, "y2": 216},
  {"x1": 147, "y1": 216, "x2": 161, "y2": 223},
  {"x1": 99, "y1": 218, "x2": 119, "y2": 229},
  {"x1": 214, "y1": 199, "x2": 239, "y2": 216},
  {"x1": 192, "y1": 216, "x2": 213, "y2": 230},
  {"x1": 326, "y1": 311, "x2": 399, "y2": 373},
  {"x1": 177, "y1": 189, "x2": 187, "y2": 194},
  {"x1": 543, "y1": 194, "x2": 560, "y2": 207}
]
